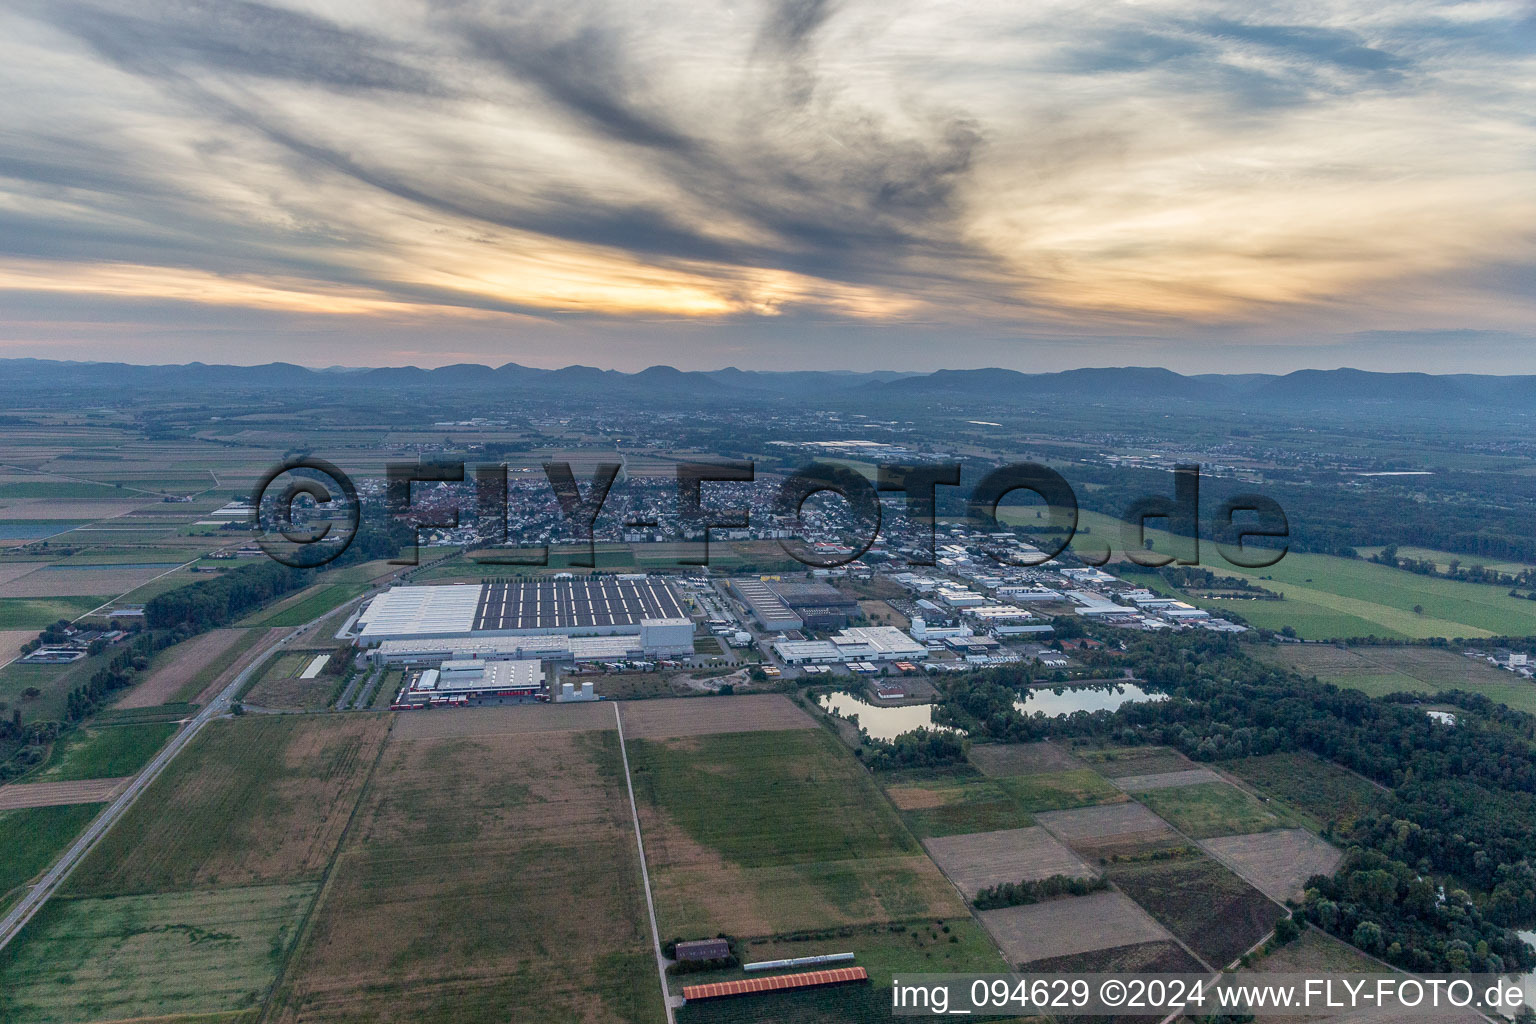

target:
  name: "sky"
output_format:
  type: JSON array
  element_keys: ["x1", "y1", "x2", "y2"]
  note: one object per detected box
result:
[{"x1": 0, "y1": 0, "x2": 1532, "y2": 372}]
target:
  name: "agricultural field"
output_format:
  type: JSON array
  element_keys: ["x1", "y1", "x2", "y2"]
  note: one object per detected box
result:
[
  {"x1": 884, "y1": 775, "x2": 1037, "y2": 838},
  {"x1": 30, "y1": 721, "x2": 177, "y2": 781},
  {"x1": 967, "y1": 740, "x2": 1086, "y2": 777},
  {"x1": 1034, "y1": 801, "x2": 1182, "y2": 860},
  {"x1": 0, "y1": 803, "x2": 103, "y2": 911},
  {"x1": 1221, "y1": 751, "x2": 1386, "y2": 834},
  {"x1": 923, "y1": 826, "x2": 1093, "y2": 899},
  {"x1": 242, "y1": 650, "x2": 336, "y2": 710},
  {"x1": 1200, "y1": 829, "x2": 1344, "y2": 903},
  {"x1": 1134, "y1": 781, "x2": 1296, "y2": 840},
  {"x1": 1073, "y1": 511, "x2": 1536, "y2": 639},
  {"x1": 994, "y1": 768, "x2": 1126, "y2": 812},
  {"x1": 116, "y1": 628, "x2": 258, "y2": 708},
  {"x1": 620, "y1": 693, "x2": 813, "y2": 739},
  {"x1": 0, "y1": 595, "x2": 103, "y2": 629},
  {"x1": 1076, "y1": 744, "x2": 1195, "y2": 778},
  {"x1": 1254, "y1": 643, "x2": 1536, "y2": 713},
  {"x1": 0, "y1": 776, "x2": 130, "y2": 809},
  {"x1": 0, "y1": 883, "x2": 315, "y2": 1024},
  {"x1": 241, "y1": 582, "x2": 371, "y2": 628},
  {"x1": 1104, "y1": 850, "x2": 1286, "y2": 967},
  {"x1": 271, "y1": 717, "x2": 664, "y2": 1024},
  {"x1": 979, "y1": 890, "x2": 1172, "y2": 966},
  {"x1": 67, "y1": 715, "x2": 390, "y2": 896},
  {"x1": 629, "y1": 726, "x2": 963, "y2": 939},
  {"x1": 1113, "y1": 767, "x2": 1222, "y2": 792}
]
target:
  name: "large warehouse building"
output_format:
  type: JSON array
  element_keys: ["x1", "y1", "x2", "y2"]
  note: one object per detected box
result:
[{"x1": 354, "y1": 577, "x2": 694, "y2": 658}]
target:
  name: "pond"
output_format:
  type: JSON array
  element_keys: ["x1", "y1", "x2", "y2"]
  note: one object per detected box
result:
[
  {"x1": 816, "y1": 692, "x2": 958, "y2": 742},
  {"x1": 1015, "y1": 682, "x2": 1167, "y2": 717}
]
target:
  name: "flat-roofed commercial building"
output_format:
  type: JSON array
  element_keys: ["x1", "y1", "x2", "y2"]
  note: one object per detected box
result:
[
  {"x1": 730, "y1": 578, "x2": 803, "y2": 631},
  {"x1": 392, "y1": 658, "x2": 543, "y2": 708},
  {"x1": 355, "y1": 578, "x2": 692, "y2": 647},
  {"x1": 830, "y1": 626, "x2": 928, "y2": 662}
]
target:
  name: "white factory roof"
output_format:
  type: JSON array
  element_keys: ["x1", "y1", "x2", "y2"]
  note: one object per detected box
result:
[
  {"x1": 831, "y1": 626, "x2": 928, "y2": 658},
  {"x1": 357, "y1": 585, "x2": 481, "y2": 640}
]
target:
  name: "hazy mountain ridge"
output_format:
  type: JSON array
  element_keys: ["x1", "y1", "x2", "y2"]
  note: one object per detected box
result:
[{"x1": 1, "y1": 358, "x2": 1531, "y2": 412}]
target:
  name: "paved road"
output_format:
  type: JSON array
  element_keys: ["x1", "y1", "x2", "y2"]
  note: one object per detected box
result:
[{"x1": 0, "y1": 601, "x2": 354, "y2": 952}]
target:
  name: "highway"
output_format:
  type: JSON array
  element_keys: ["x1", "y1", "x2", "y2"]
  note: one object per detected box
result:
[{"x1": 0, "y1": 603, "x2": 351, "y2": 952}]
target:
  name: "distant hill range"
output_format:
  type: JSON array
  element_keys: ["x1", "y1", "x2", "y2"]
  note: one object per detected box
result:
[{"x1": 0, "y1": 357, "x2": 1530, "y2": 414}]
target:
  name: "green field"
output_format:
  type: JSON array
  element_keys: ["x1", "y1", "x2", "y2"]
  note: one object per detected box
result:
[
  {"x1": 1068, "y1": 510, "x2": 1536, "y2": 640},
  {"x1": 630, "y1": 727, "x2": 965, "y2": 939},
  {"x1": 0, "y1": 595, "x2": 105, "y2": 630},
  {"x1": 243, "y1": 583, "x2": 370, "y2": 628},
  {"x1": 994, "y1": 768, "x2": 1126, "y2": 812},
  {"x1": 1255, "y1": 644, "x2": 1536, "y2": 714},
  {"x1": 0, "y1": 804, "x2": 103, "y2": 910},
  {"x1": 68, "y1": 715, "x2": 391, "y2": 896},
  {"x1": 33, "y1": 721, "x2": 176, "y2": 781},
  {"x1": 632, "y1": 730, "x2": 918, "y2": 868},
  {"x1": 883, "y1": 775, "x2": 1036, "y2": 838},
  {"x1": 0, "y1": 883, "x2": 315, "y2": 1023},
  {"x1": 1135, "y1": 781, "x2": 1295, "y2": 840},
  {"x1": 1221, "y1": 752, "x2": 1385, "y2": 835}
]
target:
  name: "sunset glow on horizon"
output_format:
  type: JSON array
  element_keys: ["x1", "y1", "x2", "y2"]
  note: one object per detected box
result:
[{"x1": 0, "y1": 0, "x2": 1532, "y2": 370}]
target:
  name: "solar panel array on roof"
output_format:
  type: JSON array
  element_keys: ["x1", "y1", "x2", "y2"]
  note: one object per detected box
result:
[
  {"x1": 473, "y1": 578, "x2": 687, "y2": 632},
  {"x1": 682, "y1": 967, "x2": 869, "y2": 1002}
]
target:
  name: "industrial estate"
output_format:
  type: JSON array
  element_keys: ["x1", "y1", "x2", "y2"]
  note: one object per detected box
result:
[{"x1": 2, "y1": 366, "x2": 1536, "y2": 1024}]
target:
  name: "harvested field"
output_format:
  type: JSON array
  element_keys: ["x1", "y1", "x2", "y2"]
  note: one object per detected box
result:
[
  {"x1": 1136, "y1": 781, "x2": 1294, "y2": 839},
  {"x1": 0, "y1": 629, "x2": 31, "y2": 664},
  {"x1": 1035, "y1": 802, "x2": 1179, "y2": 858},
  {"x1": 996, "y1": 768, "x2": 1127, "y2": 812},
  {"x1": 0, "y1": 776, "x2": 129, "y2": 809},
  {"x1": 67, "y1": 714, "x2": 391, "y2": 896},
  {"x1": 272, "y1": 727, "x2": 664, "y2": 1024},
  {"x1": 1200, "y1": 829, "x2": 1343, "y2": 903},
  {"x1": 193, "y1": 627, "x2": 284, "y2": 704},
  {"x1": 620, "y1": 693, "x2": 814, "y2": 739},
  {"x1": 979, "y1": 891, "x2": 1171, "y2": 966},
  {"x1": 923, "y1": 826, "x2": 1094, "y2": 898},
  {"x1": 1081, "y1": 745, "x2": 1195, "y2": 778},
  {"x1": 0, "y1": 498, "x2": 148, "y2": 520},
  {"x1": 1106, "y1": 852, "x2": 1284, "y2": 967},
  {"x1": 631, "y1": 728, "x2": 963, "y2": 939},
  {"x1": 392, "y1": 700, "x2": 614, "y2": 740},
  {"x1": 116, "y1": 628, "x2": 252, "y2": 708},
  {"x1": 0, "y1": 883, "x2": 315, "y2": 1024},
  {"x1": 1024, "y1": 938, "x2": 1204, "y2": 974},
  {"x1": 968, "y1": 740, "x2": 1085, "y2": 777},
  {"x1": 1115, "y1": 767, "x2": 1222, "y2": 792},
  {"x1": 884, "y1": 777, "x2": 1035, "y2": 838},
  {"x1": 0, "y1": 564, "x2": 171, "y2": 598}
]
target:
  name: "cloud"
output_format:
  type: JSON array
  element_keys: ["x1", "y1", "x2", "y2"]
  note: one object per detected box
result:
[{"x1": 0, "y1": 0, "x2": 1529, "y2": 369}]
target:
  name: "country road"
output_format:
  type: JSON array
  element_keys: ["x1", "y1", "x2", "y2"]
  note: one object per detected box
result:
[{"x1": 0, "y1": 590, "x2": 378, "y2": 952}]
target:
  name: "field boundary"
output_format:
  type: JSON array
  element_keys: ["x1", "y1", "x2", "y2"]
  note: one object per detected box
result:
[{"x1": 615, "y1": 702, "x2": 677, "y2": 1024}]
